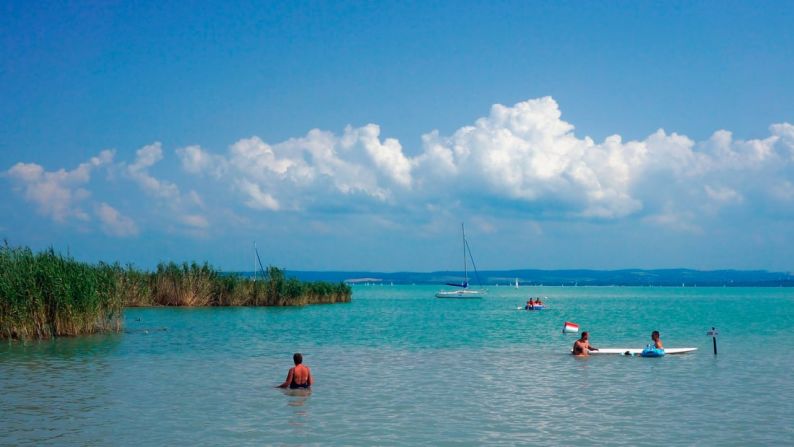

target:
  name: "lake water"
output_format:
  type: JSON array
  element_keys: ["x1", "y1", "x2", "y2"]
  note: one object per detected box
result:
[{"x1": 2, "y1": 286, "x2": 793, "y2": 446}]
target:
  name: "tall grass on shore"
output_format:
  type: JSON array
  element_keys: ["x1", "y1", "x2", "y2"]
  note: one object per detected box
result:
[
  {"x1": 0, "y1": 245, "x2": 123, "y2": 340},
  {"x1": 1, "y1": 244, "x2": 351, "y2": 340},
  {"x1": 122, "y1": 262, "x2": 352, "y2": 307}
]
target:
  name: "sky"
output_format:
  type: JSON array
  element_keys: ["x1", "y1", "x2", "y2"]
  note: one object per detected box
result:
[{"x1": 2, "y1": 1, "x2": 794, "y2": 272}]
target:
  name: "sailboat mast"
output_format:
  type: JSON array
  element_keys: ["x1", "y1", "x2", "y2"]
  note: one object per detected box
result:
[{"x1": 461, "y1": 223, "x2": 468, "y2": 285}]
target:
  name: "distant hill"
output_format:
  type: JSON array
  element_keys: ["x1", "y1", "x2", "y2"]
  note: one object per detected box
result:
[{"x1": 240, "y1": 268, "x2": 794, "y2": 287}]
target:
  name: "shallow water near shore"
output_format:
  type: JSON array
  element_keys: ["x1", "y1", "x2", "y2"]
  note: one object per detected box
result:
[{"x1": 2, "y1": 286, "x2": 794, "y2": 445}]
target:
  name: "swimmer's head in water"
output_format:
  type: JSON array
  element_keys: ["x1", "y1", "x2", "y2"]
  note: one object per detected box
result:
[
  {"x1": 581, "y1": 331, "x2": 589, "y2": 340},
  {"x1": 293, "y1": 353, "x2": 303, "y2": 365},
  {"x1": 652, "y1": 331, "x2": 660, "y2": 340}
]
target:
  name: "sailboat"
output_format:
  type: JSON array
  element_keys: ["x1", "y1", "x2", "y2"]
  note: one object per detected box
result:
[
  {"x1": 515, "y1": 278, "x2": 519, "y2": 288},
  {"x1": 435, "y1": 224, "x2": 485, "y2": 299}
]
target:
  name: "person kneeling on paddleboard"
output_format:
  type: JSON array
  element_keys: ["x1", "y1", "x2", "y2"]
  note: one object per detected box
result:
[
  {"x1": 572, "y1": 331, "x2": 598, "y2": 356},
  {"x1": 277, "y1": 353, "x2": 313, "y2": 389}
]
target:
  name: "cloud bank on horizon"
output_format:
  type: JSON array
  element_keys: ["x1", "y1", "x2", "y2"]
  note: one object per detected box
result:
[{"x1": 4, "y1": 96, "x2": 794, "y2": 249}]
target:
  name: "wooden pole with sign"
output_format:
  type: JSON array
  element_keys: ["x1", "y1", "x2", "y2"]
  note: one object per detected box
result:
[{"x1": 707, "y1": 327, "x2": 718, "y2": 355}]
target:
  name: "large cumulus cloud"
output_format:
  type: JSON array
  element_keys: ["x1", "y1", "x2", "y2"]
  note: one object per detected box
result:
[
  {"x1": 177, "y1": 124, "x2": 414, "y2": 212},
  {"x1": 5, "y1": 96, "x2": 794, "y2": 238},
  {"x1": 414, "y1": 97, "x2": 645, "y2": 218},
  {"x1": 176, "y1": 96, "x2": 794, "y2": 226}
]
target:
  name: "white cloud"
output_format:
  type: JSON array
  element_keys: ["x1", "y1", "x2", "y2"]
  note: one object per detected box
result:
[
  {"x1": 187, "y1": 190, "x2": 205, "y2": 208},
  {"x1": 237, "y1": 179, "x2": 280, "y2": 211},
  {"x1": 171, "y1": 97, "x2": 794, "y2": 229},
  {"x1": 127, "y1": 142, "x2": 180, "y2": 200},
  {"x1": 176, "y1": 126, "x2": 412, "y2": 212},
  {"x1": 350, "y1": 124, "x2": 412, "y2": 188},
  {"x1": 414, "y1": 98, "x2": 794, "y2": 225},
  {"x1": 125, "y1": 142, "x2": 210, "y2": 235},
  {"x1": 176, "y1": 145, "x2": 225, "y2": 175},
  {"x1": 643, "y1": 206, "x2": 702, "y2": 234},
  {"x1": 181, "y1": 214, "x2": 209, "y2": 229},
  {"x1": 6, "y1": 97, "x2": 794, "y2": 243},
  {"x1": 705, "y1": 185, "x2": 743, "y2": 204},
  {"x1": 96, "y1": 203, "x2": 138, "y2": 237},
  {"x1": 4, "y1": 150, "x2": 114, "y2": 222},
  {"x1": 413, "y1": 97, "x2": 645, "y2": 218},
  {"x1": 771, "y1": 123, "x2": 794, "y2": 160}
]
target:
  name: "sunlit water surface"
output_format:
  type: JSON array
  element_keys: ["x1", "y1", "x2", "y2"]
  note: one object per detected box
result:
[{"x1": 2, "y1": 286, "x2": 793, "y2": 445}]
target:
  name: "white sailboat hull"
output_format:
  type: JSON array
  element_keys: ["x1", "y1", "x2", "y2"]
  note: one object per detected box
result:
[{"x1": 435, "y1": 289, "x2": 484, "y2": 299}]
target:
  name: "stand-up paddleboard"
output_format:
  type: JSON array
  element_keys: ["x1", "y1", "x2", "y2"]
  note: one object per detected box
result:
[{"x1": 584, "y1": 348, "x2": 697, "y2": 355}]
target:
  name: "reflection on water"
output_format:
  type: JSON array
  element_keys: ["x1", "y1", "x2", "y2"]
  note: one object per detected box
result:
[
  {"x1": 1, "y1": 286, "x2": 793, "y2": 446},
  {"x1": 283, "y1": 388, "x2": 312, "y2": 403},
  {"x1": 279, "y1": 388, "x2": 311, "y2": 436}
]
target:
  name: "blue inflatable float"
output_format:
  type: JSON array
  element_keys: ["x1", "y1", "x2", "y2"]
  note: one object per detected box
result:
[{"x1": 640, "y1": 345, "x2": 665, "y2": 357}]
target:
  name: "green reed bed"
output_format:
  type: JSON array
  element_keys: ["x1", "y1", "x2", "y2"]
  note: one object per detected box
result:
[
  {"x1": 1, "y1": 245, "x2": 351, "y2": 340},
  {"x1": 0, "y1": 245, "x2": 123, "y2": 340},
  {"x1": 124, "y1": 262, "x2": 352, "y2": 307}
]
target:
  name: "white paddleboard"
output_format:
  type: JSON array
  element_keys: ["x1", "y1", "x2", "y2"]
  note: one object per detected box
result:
[{"x1": 584, "y1": 348, "x2": 698, "y2": 355}]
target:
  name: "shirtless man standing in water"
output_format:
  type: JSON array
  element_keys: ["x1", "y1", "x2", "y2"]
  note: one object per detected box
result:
[
  {"x1": 277, "y1": 353, "x2": 313, "y2": 389},
  {"x1": 572, "y1": 331, "x2": 598, "y2": 356}
]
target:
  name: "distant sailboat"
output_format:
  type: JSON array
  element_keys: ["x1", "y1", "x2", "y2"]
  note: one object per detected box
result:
[
  {"x1": 435, "y1": 224, "x2": 485, "y2": 299},
  {"x1": 515, "y1": 278, "x2": 519, "y2": 288}
]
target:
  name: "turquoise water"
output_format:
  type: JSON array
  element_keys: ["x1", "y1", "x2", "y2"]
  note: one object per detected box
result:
[{"x1": 2, "y1": 286, "x2": 794, "y2": 445}]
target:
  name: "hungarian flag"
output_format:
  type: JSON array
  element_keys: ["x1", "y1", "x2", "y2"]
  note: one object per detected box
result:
[{"x1": 562, "y1": 321, "x2": 579, "y2": 333}]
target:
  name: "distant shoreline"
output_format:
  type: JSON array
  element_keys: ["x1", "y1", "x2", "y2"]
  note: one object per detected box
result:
[{"x1": 242, "y1": 269, "x2": 794, "y2": 288}]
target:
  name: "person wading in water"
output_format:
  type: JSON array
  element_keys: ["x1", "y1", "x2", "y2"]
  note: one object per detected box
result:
[
  {"x1": 277, "y1": 353, "x2": 313, "y2": 389},
  {"x1": 572, "y1": 331, "x2": 598, "y2": 356}
]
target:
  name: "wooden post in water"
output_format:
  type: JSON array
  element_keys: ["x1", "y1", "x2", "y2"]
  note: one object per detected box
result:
[{"x1": 707, "y1": 327, "x2": 719, "y2": 355}]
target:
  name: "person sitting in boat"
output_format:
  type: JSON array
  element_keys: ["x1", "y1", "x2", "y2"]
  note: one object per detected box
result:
[
  {"x1": 534, "y1": 297, "x2": 543, "y2": 306},
  {"x1": 277, "y1": 353, "x2": 313, "y2": 389},
  {"x1": 525, "y1": 299, "x2": 534, "y2": 310},
  {"x1": 572, "y1": 331, "x2": 598, "y2": 356}
]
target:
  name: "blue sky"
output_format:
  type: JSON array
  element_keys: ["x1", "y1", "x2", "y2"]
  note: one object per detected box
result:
[{"x1": 2, "y1": 1, "x2": 794, "y2": 271}]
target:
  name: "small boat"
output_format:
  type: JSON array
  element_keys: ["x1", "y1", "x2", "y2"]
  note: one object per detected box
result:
[
  {"x1": 435, "y1": 224, "x2": 485, "y2": 299},
  {"x1": 523, "y1": 296, "x2": 546, "y2": 310}
]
